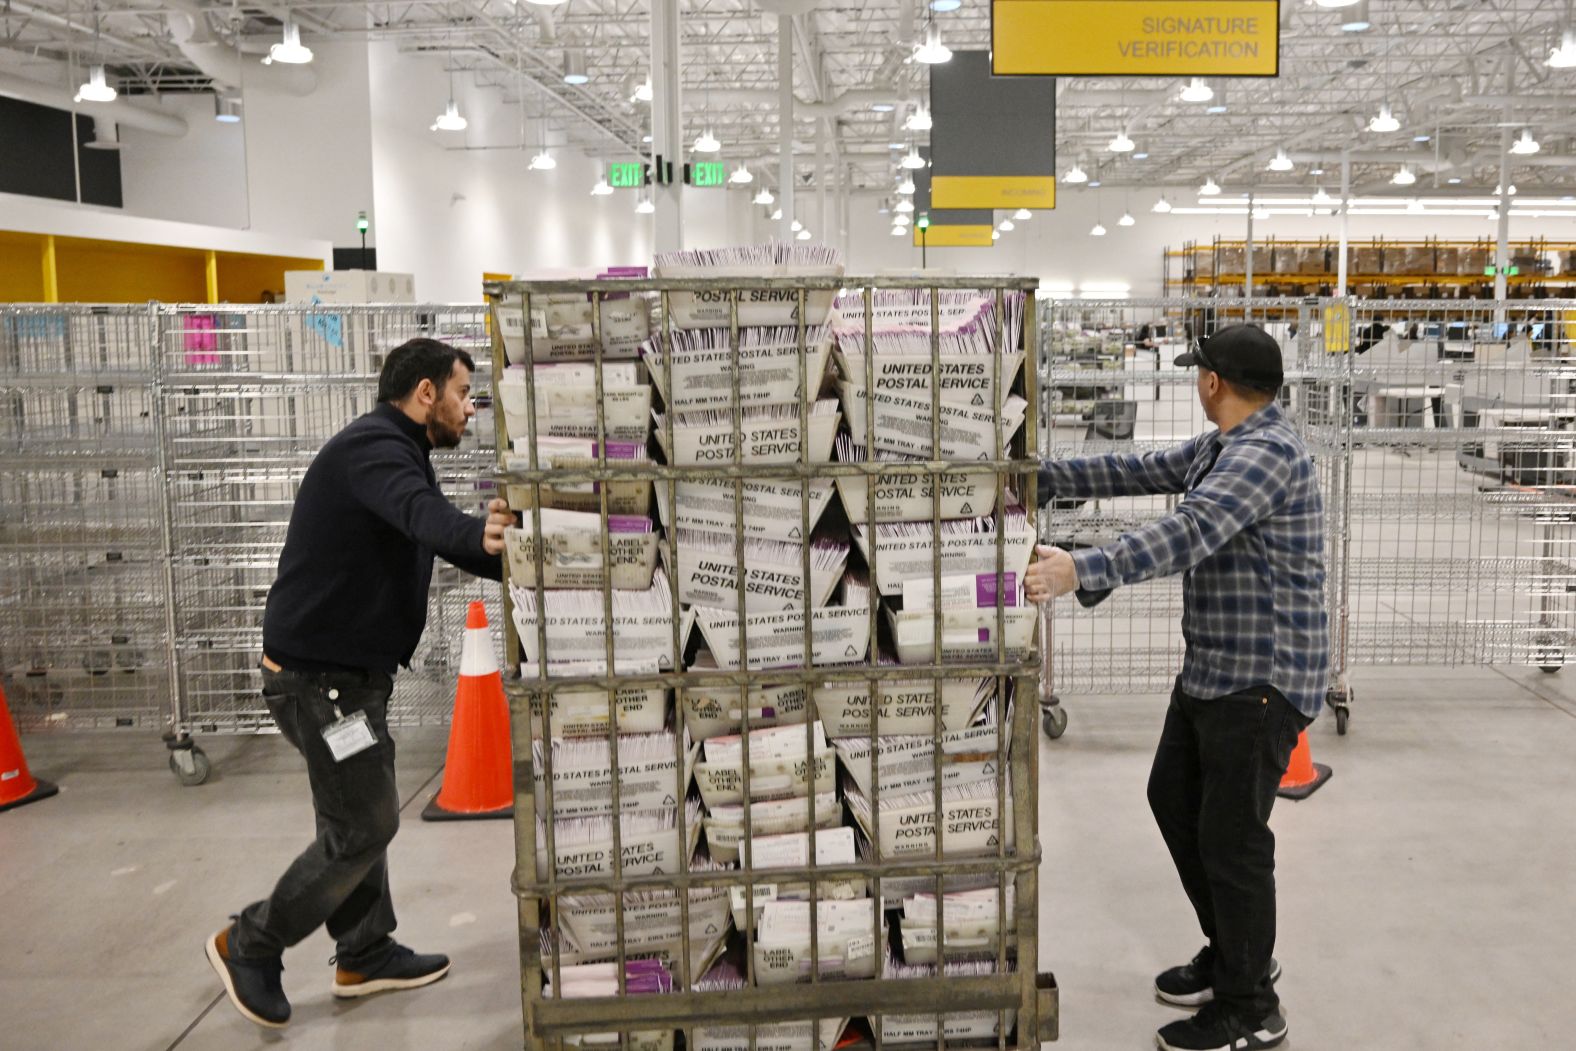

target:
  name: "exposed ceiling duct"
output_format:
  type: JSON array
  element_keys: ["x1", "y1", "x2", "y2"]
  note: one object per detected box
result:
[
  {"x1": 0, "y1": 69, "x2": 188, "y2": 137},
  {"x1": 163, "y1": 5, "x2": 317, "y2": 96}
]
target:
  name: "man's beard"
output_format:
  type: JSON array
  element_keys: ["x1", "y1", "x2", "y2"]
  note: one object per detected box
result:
[{"x1": 431, "y1": 418, "x2": 466, "y2": 449}]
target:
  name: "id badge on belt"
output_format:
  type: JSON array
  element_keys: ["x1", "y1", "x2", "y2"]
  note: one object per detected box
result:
[{"x1": 320, "y1": 687, "x2": 378, "y2": 761}]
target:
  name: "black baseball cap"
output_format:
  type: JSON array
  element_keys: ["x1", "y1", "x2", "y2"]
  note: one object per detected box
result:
[{"x1": 1174, "y1": 324, "x2": 1283, "y2": 393}]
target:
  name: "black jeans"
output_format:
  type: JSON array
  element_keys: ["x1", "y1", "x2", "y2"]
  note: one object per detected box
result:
[
  {"x1": 231, "y1": 663, "x2": 401, "y2": 970},
  {"x1": 1148, "y1": 680, "x2": 1311, "y2": 1018}
]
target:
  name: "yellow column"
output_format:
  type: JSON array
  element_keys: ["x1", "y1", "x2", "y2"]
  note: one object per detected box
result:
[
  {"x1": 41, "y1": 235, "x2": 60, "y2": 303},
  {"x1": 204, "y1": 250, "x2": 219, "y2": 304}
]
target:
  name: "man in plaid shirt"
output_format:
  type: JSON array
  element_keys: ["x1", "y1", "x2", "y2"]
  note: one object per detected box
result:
[{"x1": 1026, "y1": 324, "x2": 1328, "y2": 1051}]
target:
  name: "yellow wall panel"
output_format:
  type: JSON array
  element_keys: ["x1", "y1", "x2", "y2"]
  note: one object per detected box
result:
[
  {"x1": 53, "y1": 238, "x2": 208, "y2": 303},
  {"x1": 0, "y1": 232, "x2": 47, "y2": 302},
  {"x1": 215, "y1": 253, "x2": 324, "y2": 303}
]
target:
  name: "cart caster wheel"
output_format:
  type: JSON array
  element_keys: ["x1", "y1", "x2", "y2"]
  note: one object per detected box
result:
[
  {"x1": 1540, "y1": 665, "x2": 1562, "y2": 675},
  {"x1": 1042, "y1": 704, "x2": 1068, "y2": 740},
  {"x1": 1334, "y1": 705, "x2": 1349, "y2": 736},
  {"x1": 169, "y1": 745, "x2": 211, "y2": 786}
]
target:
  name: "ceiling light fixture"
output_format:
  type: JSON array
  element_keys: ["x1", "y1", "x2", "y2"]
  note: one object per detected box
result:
[
  {"x1": 930, "y1": 0, "x2": 962, "y2": 11},
  {"x1": 1313, "y1": 0, "x2": 1360, "y2": 7},
  {"x1": 871, "y1": 102, "x2": 895, "y2": 113},
  {"x1": 563, "y1": 51, "x2": 589, "y2": 86},
  {"x1": 1510, "y1": 128, "x2": 1541, "y2": 155},
  {"x1": 796, "y1": 229, "x2": 812, "y2": 241},
  {"x1": 1369, "y1": 103, "x2": 1400, "y2": 133},
  {"x1": 529, "y1": 149, "x2": 557, "y2": 170},
  {"x1": 692, "y1": 129, "x2": 721, "y2": 153},
  {"x1": 913, "y1": 22, "x2": 952, "y2": 64},
  {"x1": 1118, "y1": 211, "x2": 1136, "y2": 226},
  {"x1": 1152, "y1": 196, "x2": 1173, "y2": 213},
  {"x1": 1108, "y1": 130, "x2": 1135, "y2": 153},
  {"x1": 75, "y1": 65, "x2": 116, "y2": 103},
  {"x1": 753, "y1": 187, "x2": 775, "y2": 205},
  {"x1": 1550, "y1": 29, "x2": 1576, "y2": 68},
  {"x1": 1392, "y1": 165, "x2": 1416, "y2": 186},
  {"x1": 905, "y1": 104, "x2": 932, "y2": 132},
  {"x1": 1063, "y1": 162, "x2": 1088, "y2": 184},
  {"x1": 431, "y1": 99, "x2": 467, "y2": 132},
  {"x1": 891, "y1": 224, "x2": 907, "y2": 236},
  {"x1": 590, "y1": 178, "x2": 613, "y2": 196},
  {"x1": 1340, "y1": 0, "x2": 1371, "y2": 31},
  {"x1": 1180, "y1": 77, "x2": 1214, "y2": 103},
  {"x1": 897, "y1": 175, "x2": 916, "y2": 195},
  {"x1": 771, "y1": 208, "x2": 783, "y2": 220},
  {"x1": 214, "y1": 96, "x2": 241, "y2": 123},
  {"x1": 1205, "y1": 82, "x2": 1228, "y2": 114},
  {"x1": 992, "y1": 230, "x2": 1001, "y2": 241},
  {"x1": 1090, "y1": 222, "x2": 1107, "y2": 237},
  {"x1": 729, "y1": 165, "x2": 754, "y2": 184},
  {"x1": 1447, "y1": 177, "x2": 1462, "y2": 184},
  {"x1": 1267, "y1": 148, "x2": 1293, "y2": 172},
  {"x1": 632, "y1": 76, "x2": 653, "y2": 103},
  {"x1": 893, "y1": 212, "x2": 911, "y2": 226},
  {"x1": 895, "y1": 198, "x2": 915, "y2": 213},
  {"x1": 791, "y1": 219, "x2": 803, "y2": 232},
  {"x1": 1407, "y1": 198, "x2": 1424, "y2": 213},
  {"x1": 1200, "y1": 177, "x2": 1221, "y2": 196},
  {"x1": 1088, "y1": 179, "x2": 1102, "y2": 188},
  {"x1": 900, "y1": 147, "x2": 926, "y2": 169},
  {"x1": 264, "y1": 21, "x2": 313, "y2": 64},
  {"x1": 999, "y1": 219, "x2": 1015, "y2": 231},
  {"x1": 1013, "y1": 207, "x2": 1033, "y2": 220},
  {"x1": 635, "y1": 197, "x2": 655, "y2": 214},
  {"x1": 1133, "y1": 151, "x2": 1150, "y2": 160},
  {"x1": 1311, "y1": 186, "x2": 1335, "y2": 206}
]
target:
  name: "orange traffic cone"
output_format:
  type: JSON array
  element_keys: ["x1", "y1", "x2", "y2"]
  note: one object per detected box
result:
[
  {"x1": 423, "y1": 602, "x2": 513, "y2": 820},
  {"x1": 1277, "y1": 728, "x2": 1332, "y2": 801},
  {"x1": 1, "y1": 681, "x2": 58, "y2": 813}
]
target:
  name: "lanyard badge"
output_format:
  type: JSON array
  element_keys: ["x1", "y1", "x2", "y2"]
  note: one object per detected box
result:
[{"x1": 320, "y1": 687, "x2": 378, "y2": 761}]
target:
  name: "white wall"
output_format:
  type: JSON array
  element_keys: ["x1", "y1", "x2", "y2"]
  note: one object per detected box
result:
[{"x1": 117, "y1": 94, "x2": 249, "y2": 229}]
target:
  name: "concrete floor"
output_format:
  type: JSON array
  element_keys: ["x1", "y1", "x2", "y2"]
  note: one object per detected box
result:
[{"x1": 3, "y1": 665, "x2": 1575, "y2": 1050}]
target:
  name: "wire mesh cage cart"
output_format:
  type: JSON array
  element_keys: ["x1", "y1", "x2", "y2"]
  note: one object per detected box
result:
[
  {"x1": 1035, "y1": 296, "x2": 1338, "y2": 732},
  {"x1": 488, "y1": 270, "x2": 1057, "y2": 1051}
]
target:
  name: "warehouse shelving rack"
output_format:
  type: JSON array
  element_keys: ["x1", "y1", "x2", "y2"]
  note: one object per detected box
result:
[{"x1": 487, "y1": 274, "x2": 1057, "y2": 1051}]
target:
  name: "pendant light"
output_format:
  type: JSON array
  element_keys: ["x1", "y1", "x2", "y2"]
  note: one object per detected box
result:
[
  {"x1": 729, "y1": 165, "x2": 755, "y2": 184},
  {"x1": 1369, "y1": 104, "x2": 1400, "y2": 133},
  {"x1": 431, "y1": 48, "x2": 467, "y2": 132},
  {"x1": 1199, "y1": 177, "x2": 1221, "y2": 196},
  {"x1": 913, "y1": 21, "x2": 952, "y2": 64},
  {"x1": 1510, "y1": 129, "x2": 1541, "y2": 155},
  {"x1": 1180, "y1": 77, "x2": 1213, "y2": 103},
  {"x1": 1013, "y1": 208, "x2": 1033, "y2": 221},
  {"x1": 905, "y1": 104, "x2": 932, "y2": 132},
  {"x1": 264, "y1": 20, "x2": 313, "y2": 64},
  {"x1": 1108, "y1": 130, "x2": 1135, "y2": 153},
  {"x1": 900, "y1": 146, "x2": 926, "y2": 170},
  {"x1": 897, "y1": 175, "x2": 916, "y2": 195},
  {"x1": 1267, "y1": 149, "x2": 1293, "y2": 172},
  {"x1": 753, "y1": 187, "x2": 775, "y2": 206},
  {"x1": 1152, "y1": 196, "x2": 1173, "y2": 213},
  {"x1": 1063, "y1": 161, "x2": 1088, "y2": 184},
  {"x1": 75, "y1": 65, "x2": 117, "y2": 103}
]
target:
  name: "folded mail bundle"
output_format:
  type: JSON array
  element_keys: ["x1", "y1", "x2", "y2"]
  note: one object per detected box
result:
[
  {"x1": 751, "y1": 898, "x2": 886, "y2": 985},
  {"x1": 557, "y1": 859, "x2": 731, "y2": 979},
  {"x1": 542, "y1": 959, "x2": 675, "y2": 1051},
  {"x1": 505, "y1": 508, "x2": 658, "y2": 591},
  {"x1": 880, "y1": 954, "x2": 1017, "y2": 1045},
  {"x1": 885, "y1": 604, "x2": 1037, "y2": 666},
  {"x1": 495, "y1": 291, "x2": 651, "y2": 363},
  {"x1": 694, "y1": 722, "x2": 835, "y2": 809},
  {"x1": 814, "y1": 664, "x2": 994, "y2": 738},
  {"x1": 728, "y1": 825, "x2": 865, "y2": 929},
  {"x1": 896, "y1": 886, "x2": 1018, "y2": 965},
  {"x1": 855, "y1": 511, "x2": 1034, "y2": 598},
  {"x1": 654, "y1": 400, "x2": 841, "y2": 466},
  {"x1": 837, "y1": 385, "x2": 1028, "y2": 461},
  {"x1": 702, "y1": 790, "x2": 841, "y2": 865},
  {"x1": 669, "y1": 529, "x2": 848, "y2": 614},
  {"x1": 535, "y1": 800, "x2": 704, "y2": 882},
  {"x1": 511, "y1": 570, "x2": 679, "y2": 674},
  {"x1": 833, "y1": 435, "x2": 1002, "y2": 526},
  {"x1": 531, "y1": 729, "x2": 698, "y2": 819},
  {"x1": 505, "y1": 436, "x2": 652, "y2": 517},
  {"x1": 520, "y1": 658, "x2": 669, "y2": 738},
  {"x1": 830, "y1": 289, "x2": 1025, "y2": 354},
  {"x1": 655, "y1": 476, "x2": 837, "y2": 542},
  {"x1": 643, "y1": 326, "x2": 832, "y2": 413},
  {"x1": 833, "y1": 721, "x2": 1002, "y2": 801},
  {"x1": 680, "y1": 649, "x2": 814, "y2": 740},
  {"x1": 691, "y1": 605, "x2": 868, "y2": 672},
  {"x1": 846, "y1": 779, "x2": 1014, "y2": 861},
  {"x1": 652, "y1": 243, "x2": 842, "y2": 330},
  {"x1": 692, "y1": 960, "x2": 846, "y2": 1051},
  {"x1": 498, "y1": 363, "x2": 652, "y2": 445}
]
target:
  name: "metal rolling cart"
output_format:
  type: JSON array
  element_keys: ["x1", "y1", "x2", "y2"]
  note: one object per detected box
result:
[
  {"x1": 156, "y1": 303, "x2": 497, "y2": 783},
  {"x1": 489, "y1": 273, "x2": 1056, "y2": 1051},
  {"x1": 1034, "y1": 297, "x2": 1337, "y2": 731},
  {"x1": 0, "y1": 305, "x2": 172, "y2": 734}
]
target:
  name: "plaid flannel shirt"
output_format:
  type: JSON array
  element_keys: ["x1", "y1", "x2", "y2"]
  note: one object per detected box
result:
[{"x1": 1042, "y1": 403, "x2": 1329, "y2": 718}]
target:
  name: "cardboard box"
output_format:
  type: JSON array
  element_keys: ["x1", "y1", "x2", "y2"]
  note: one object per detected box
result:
[
  {"x1": 886, "y1": 606, "x2": 1037, "y2": 665},
  {"x1": 655, "y1": 401, "x2": 841, "y2": 466},
  {"x1": 535, "y1": 803, "x2": 704, "y2": 882},
  {"x1": 1436, "y1": 246, "x2": 1461, "y2": 273},
  {"x1": 504, "y1": 512, "x2": 659, "y2": 591},
  {"x1": 651, "y1": 263, "x2": 842, "y2": 329},
  {"x1": 498, "y1": 365, "x2": 651, "y2": 445},
  {"x1": 531, "y1": 731, "x2": 699, "y2": 819},
  {"x1": 853, "y1": 515, "x2": 1034, "y2": 597},
  {"x1": 692, "y1": 606, "x2": 870, "y2": 671},
  {"x1": 847, "y1": 780, "x2": 1015, "y2": 860},
  {"x1": 645, "y1": 329, "x2": 832, "y2": 412},
  {"x1": 284, "y1": 270, "x2": 415, "y2": 304},
  {"x1": 751, "y1": 899, "x2": 885, "y2": 985},
  {"x1": 667, "y1": 531, "x2": 847, "y2": 614},
  {"x1": 838, "y1": 384, "x2": 1027, "y2": 461},
  {"x1": 494, "y1": 295, "x2": 651, "y2": 363},
  {"x1": 656, "y1": 478, "x2": 836, "y2": 542},
  {"x1": 1217, "y1": 246, "x2": 1246, "y2": 275},
  {"x1": 834, "y1": 349, "x2": 1025, "y2": 410},
  {"x1": 1459, "y1": 246, "x2": 1490, "y2": 275},
  {"x1": 702, "y1": 790, "x2": 841, "y2": 865}
]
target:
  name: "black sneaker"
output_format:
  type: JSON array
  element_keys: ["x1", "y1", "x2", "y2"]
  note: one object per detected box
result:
[
  {"x1": 1156, "y1": 1002, "x2": 1288, "y2": 1051},
  {"x1": 331, "y1": 944, "x2": 451, "y2": 998},
  {"x1": 1155, "y1": 946, "x2": 1281, "y2": 1007},
  {"x1": 205, "y1": 925, "x2": 290, "y2": 1028}
]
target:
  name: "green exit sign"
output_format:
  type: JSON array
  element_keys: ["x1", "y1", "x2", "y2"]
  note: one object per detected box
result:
[
  {"x1": 608, "y1": 162, "x2": 648, "y2": 189},
  {"x1": 688, "y1": 161, "x2": 727, "y2": 187}
]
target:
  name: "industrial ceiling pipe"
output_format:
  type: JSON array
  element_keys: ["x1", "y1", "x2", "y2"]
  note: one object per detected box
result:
[{"x1": 0, "y1": 70, "x2": 188, "y2": 136}]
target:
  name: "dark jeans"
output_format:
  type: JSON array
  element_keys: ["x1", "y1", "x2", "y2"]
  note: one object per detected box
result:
[
  {"x1": 1148, "y1": 680, "x2": 1311, "y2": 1018},
  {"x1": 231, "y1": 663, "x2": 401, "y2": 970}
]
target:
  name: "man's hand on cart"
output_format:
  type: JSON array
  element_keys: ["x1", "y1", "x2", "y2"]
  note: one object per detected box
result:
[
  {"x1": 482, "y1": 497, "x2": 513, "y2": 556},
  {"x1": 1026, "y1": 544, "x2": 1078, "y2": 603}
]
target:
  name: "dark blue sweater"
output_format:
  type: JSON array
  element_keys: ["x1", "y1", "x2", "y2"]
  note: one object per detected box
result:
[{"x1": 263, "y1": 403, "x2": 502, "y2": 675}]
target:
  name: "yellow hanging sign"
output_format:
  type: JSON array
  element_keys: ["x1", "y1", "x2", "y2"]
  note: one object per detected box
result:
[{"x1": 992, "y1": 0, "x2": 1280, "y2": 77}]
